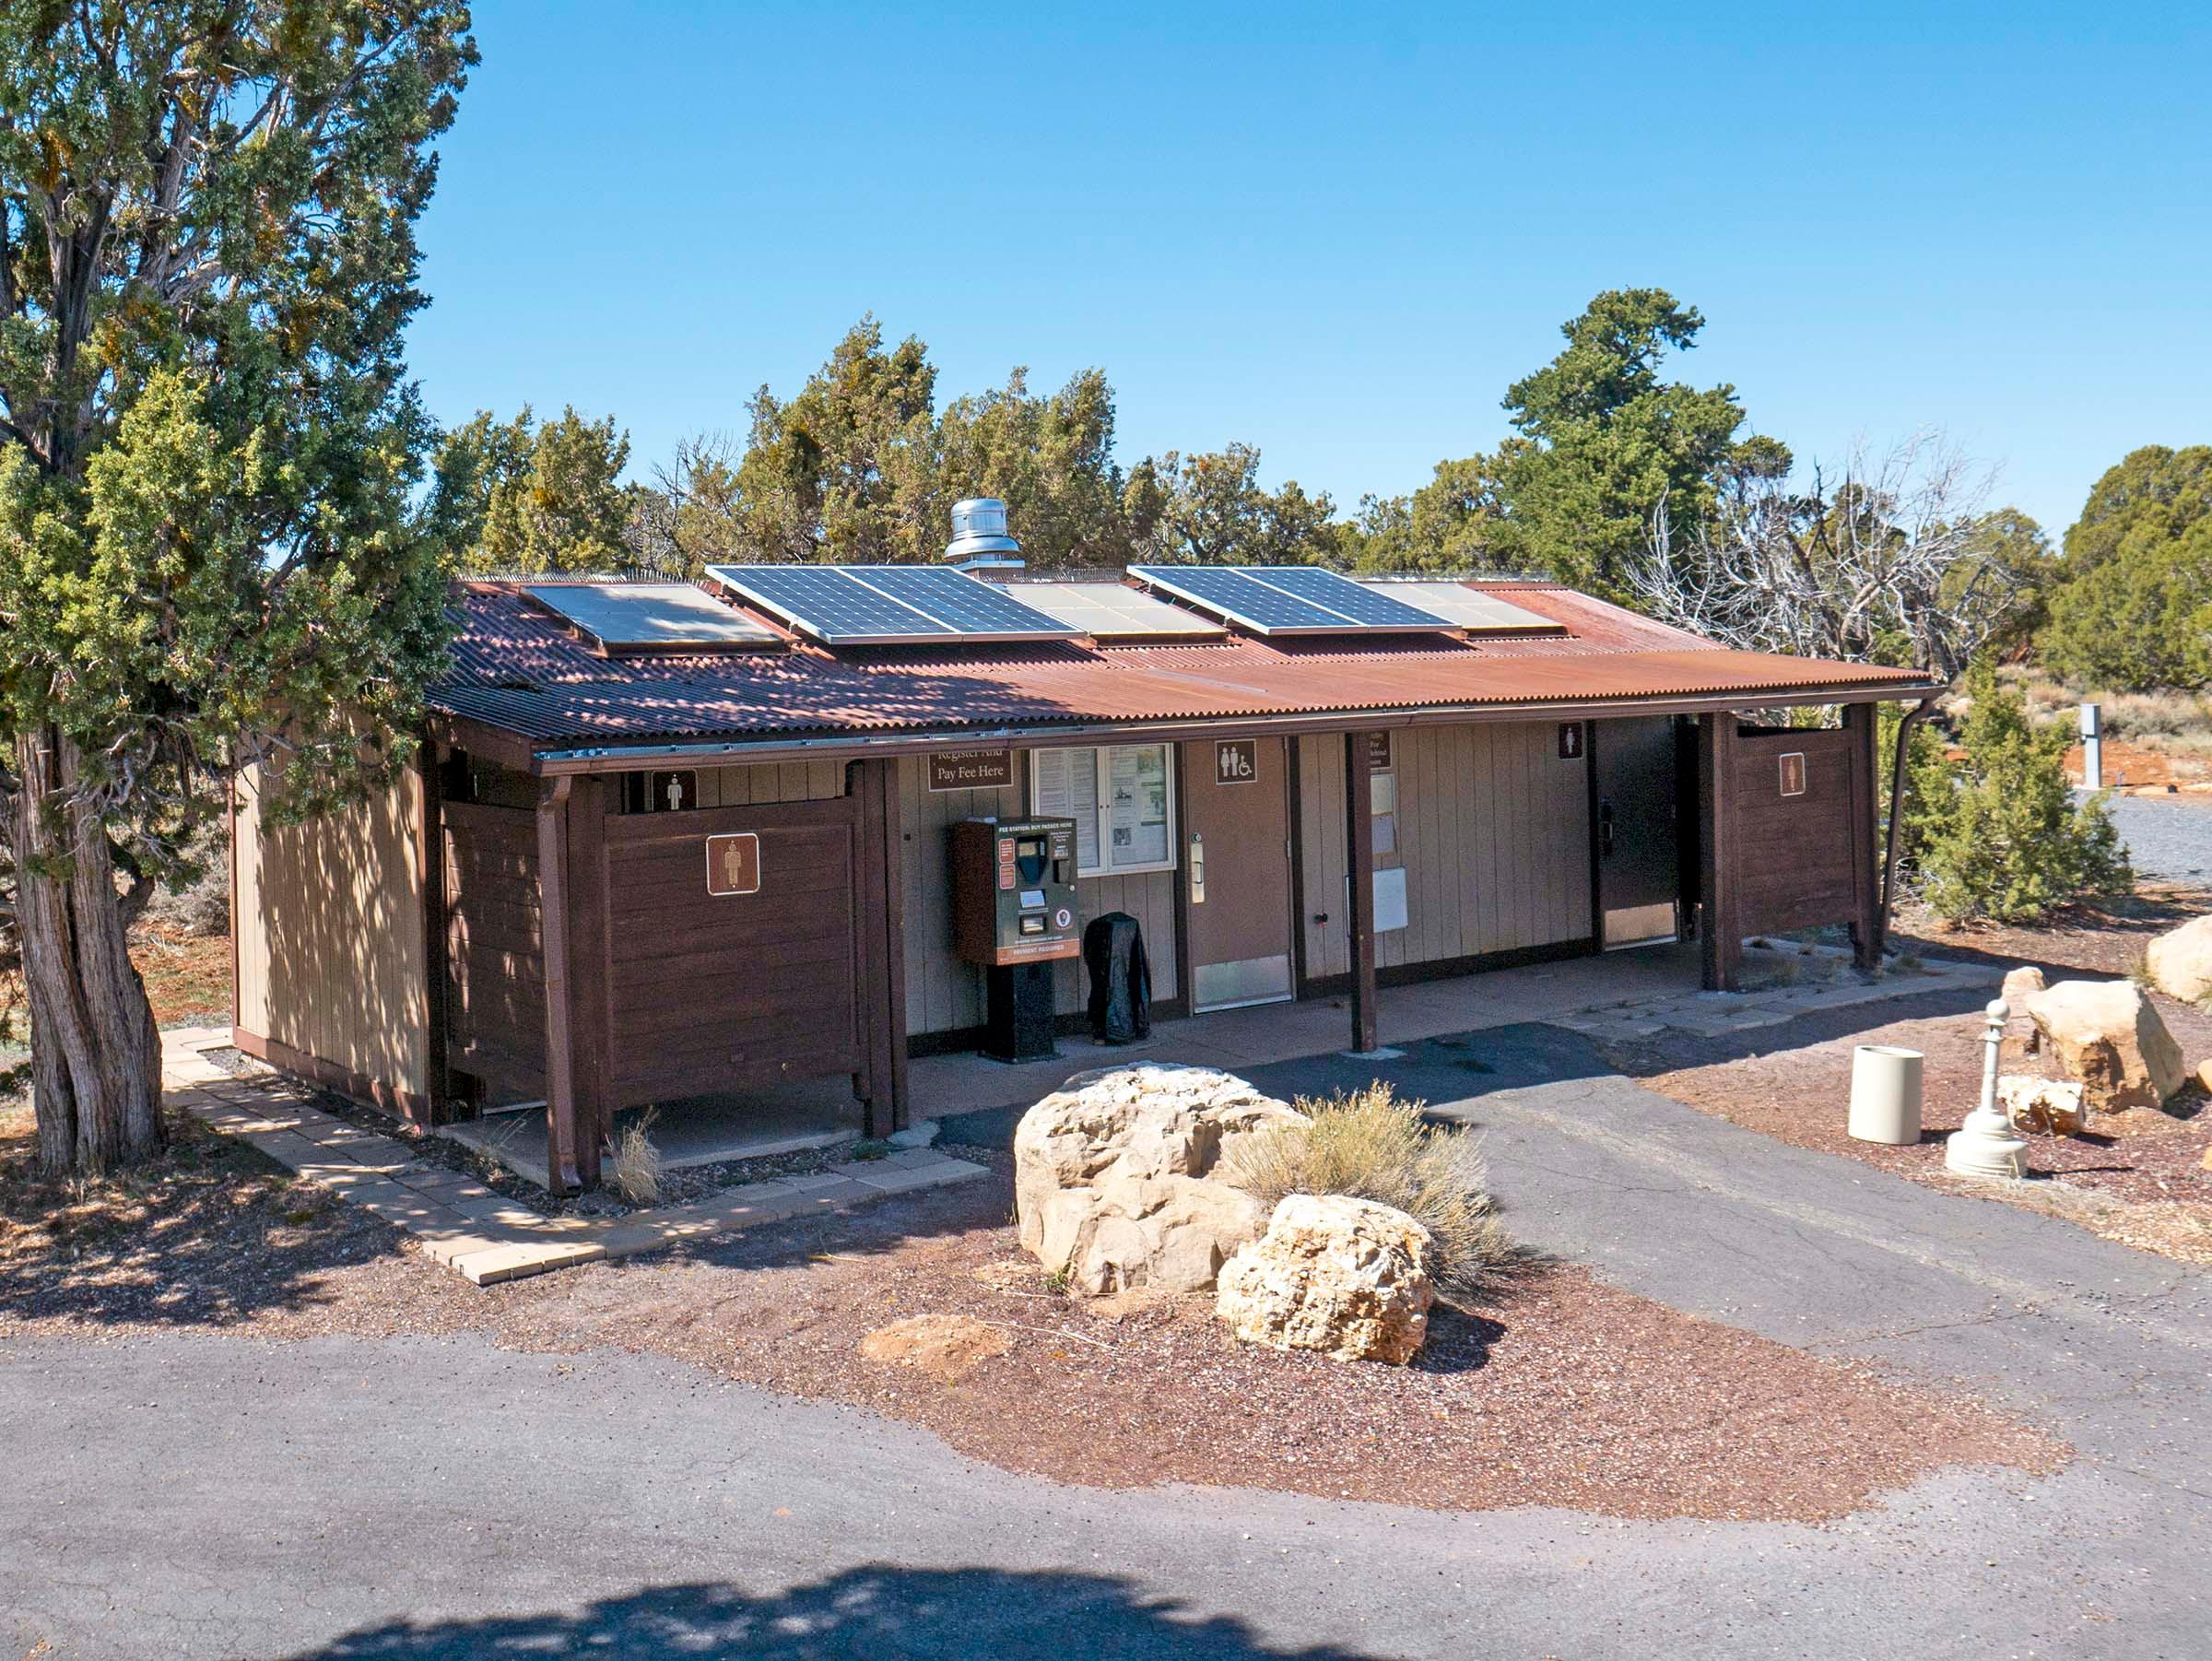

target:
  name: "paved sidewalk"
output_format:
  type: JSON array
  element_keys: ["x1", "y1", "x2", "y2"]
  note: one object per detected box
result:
[{"x1": 160, "y1": 1029, "x2": 987, "y2": 1286}]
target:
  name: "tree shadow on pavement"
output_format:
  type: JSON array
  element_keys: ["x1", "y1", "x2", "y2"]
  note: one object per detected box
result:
[{"x1": 278, "y1": 1565, "x2": 1383, "y2": 1660}]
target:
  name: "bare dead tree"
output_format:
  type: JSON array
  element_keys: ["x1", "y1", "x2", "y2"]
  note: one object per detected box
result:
[
  {"x1": 1630, "y1": 431, "x2": 2027, "y2": 682},
  {"x1": 629, "y1": 431, "x2": 745, "y2": 577}
]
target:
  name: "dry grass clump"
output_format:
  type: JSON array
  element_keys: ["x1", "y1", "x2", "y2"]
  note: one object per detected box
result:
[
  {"x1": 607, "y1": 1110, "x2": 665, "y2": 1206},
  {"x1": 1224, "y1": 1082, "x2": 1512, "y2": 1296}
]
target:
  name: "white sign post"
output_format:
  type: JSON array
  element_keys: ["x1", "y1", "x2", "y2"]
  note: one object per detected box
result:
[{"x1": 2080, "y1": 703, "x2": 2101, "y2": 790}]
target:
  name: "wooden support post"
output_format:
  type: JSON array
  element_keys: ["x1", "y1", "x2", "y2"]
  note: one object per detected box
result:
[
  {"x1": 1698, "y1": 713, "x2": 1742, "y2": 992},
  {"x1": 535, "y1": 774, "x2": 582, "y2": 1193},
  {"x1": 1344, "y1": 731, "x2": 1379, "y2": 1054},
  {"x1": 1843, "y1": 703, "x2": 1882, "y2": 970},
  {"x1": 418, "y1": 739, "x2": 451, "y2": 1124},
  {"x1": 850, "y1": 760, "x2": 910, "y2": 1137},
  {"x1": 566, "y1": 774, "x2": 611, "y2": 1180}
]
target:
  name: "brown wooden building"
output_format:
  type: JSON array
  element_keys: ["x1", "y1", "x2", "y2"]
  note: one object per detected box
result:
[{"x1": 230, "y1": 568, "x2": 1939, "y2": 1190}]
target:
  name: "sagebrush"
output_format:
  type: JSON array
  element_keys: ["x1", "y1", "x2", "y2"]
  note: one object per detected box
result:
[
  {"x1": 607, "y1": 1110, "x2": 665, "y2": 1206},
  {"x1": 1224, "y1": 1082, "x2": 1512, "y2": 1295}
]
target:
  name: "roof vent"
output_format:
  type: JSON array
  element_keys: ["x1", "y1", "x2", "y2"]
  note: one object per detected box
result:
[{"x1": 943, "y1": 497, "x2": 1023, "y2": 571}]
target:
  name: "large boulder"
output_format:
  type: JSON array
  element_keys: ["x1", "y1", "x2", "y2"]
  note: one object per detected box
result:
[
  {"x1": 2144, "y1": 914, "x2": 2212, "y2": 1006},
  {"x1": 2025, "y1": 980, "x2": 2189, "y2": 1113},
  {"x1": 1998, "y1": 1075, "x2": 2088, "y2": 1137},
  {"x1": 2000, "y1": 966, "x2": 2048, "y2": 1058},
  {"x1": 1014, "y1": 1065, "x2": 1309, "y2": 1296},
  {"x1": 1216, "y1": 1195, "x2": 1436, "y2": 1365}
]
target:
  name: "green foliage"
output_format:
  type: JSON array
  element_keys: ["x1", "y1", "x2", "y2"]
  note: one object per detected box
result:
[
  {"x1": 437, "y1": 405, "x2": 635, "y2": 575},
  {"x1": 641, "y1": 317, "x2": 1330, "y2": 571},
  {"x1": 1223, "y1": 1082, "x2": 1512, "y2": 1297},
  {"x1": 1484, "y1": 289, "x2": 1787, "y2": 599},
  {"x1": 2040, "y1": 446, "x2": 2212, "y2": 691},
  {"x1": 1947, "y1": 506, "x2": 2058, "y2": 655},
  {"x1": 0, "y1": 0, "x2": 475, "y2": 853},
  {"x1": 1903, "y1": 666, "x2": 2132, "y2": 923},
  {"x1": 1343, "y1": 456, "x2": 1509, "y2": 573}
]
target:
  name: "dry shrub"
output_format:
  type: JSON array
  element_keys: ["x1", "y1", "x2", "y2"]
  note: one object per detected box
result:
[
  {"x1": 1224, "y1": 1082, "x2": 1512, "y2": 1296},
  {"x1": 2100, "y1": 689, "x2": 2212, "y2": 743},
  {"x1": 607, "y1": 1110, "x2": 665, "y2": 1206}
]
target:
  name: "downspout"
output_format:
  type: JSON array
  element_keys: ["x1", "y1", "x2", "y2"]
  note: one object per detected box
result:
[{"x1": 1875, "y1": 695, "x2": 1938, "y2": 964}]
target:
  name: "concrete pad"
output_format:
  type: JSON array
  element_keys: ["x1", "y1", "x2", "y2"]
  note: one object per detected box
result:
[{"x1": 450, "y1": 1239, "x2": 607, "y2": 1286}]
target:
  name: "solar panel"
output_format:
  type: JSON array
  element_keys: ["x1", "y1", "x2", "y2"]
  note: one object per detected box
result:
[
  {"x1": 703, "y1": 564, "x2": 1082, "y2": 646},
  {"x1": 1127, "y1": 566, "x2": 1455, "y2": 635},
  {"x1": 1010, "y1": 581, "x2": 1227, "y2": 639},
  {"x1": 520, "y1": 583, "x2": 784, "y2": 651},
  {"x1": 849, "y1": 566, "x2": 1079, "y2": 640},
  {"x1": 1247, "y1": 567, "x2": 1455, "y2": 629},
  {"x1": 1353, "y1": 580, "x2": 1567, "y2": 633}
]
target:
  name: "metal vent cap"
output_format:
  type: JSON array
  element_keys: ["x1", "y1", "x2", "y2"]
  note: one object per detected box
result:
[{"x1": 944, "y1": 497, "x2": 1023, "y2": 568}]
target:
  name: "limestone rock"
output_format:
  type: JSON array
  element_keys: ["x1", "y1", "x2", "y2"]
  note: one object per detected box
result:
[
  {"x1": 2000, "y1": 966, "x2": 2048, "y2": 1056},
  {"x1": 1216, "y1": 1195, "x2": 1435, "y2": 1365},
  {"x1": 2024, "y1": 980, "x2": 2189, "y2": 1113},
  {"x1": 2144, "y1": 914, "x2": 2212, "y2": 1006},
  {"x1": 1014, "y1": 1064, "x2": 1309, "y2": 1295},
  {"x1": 859, "y1": 1313, "x2": 1010, "y2": 1383},
  {"x1": 1998, "y1": 1075, "x2": 2088, "y2": 1137},
  {"x1": 2198, "y1": 1058, "x2": 2212, "y2": 1095}
]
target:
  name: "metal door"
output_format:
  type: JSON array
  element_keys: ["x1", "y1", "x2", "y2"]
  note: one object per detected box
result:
[
  {"x1": 1183, "y1": 737, "x2": 1295, "y2": 1011},
  {"x1": 1594, "y1": 716, "x2": 1681, "y2": 948}
]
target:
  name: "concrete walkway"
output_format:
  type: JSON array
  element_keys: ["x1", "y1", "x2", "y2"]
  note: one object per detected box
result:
[
  {"x1": 161, "y1": 1030, "x2": 986, "y2": 1285},
  {"x1": 913, "y1": 937, "x2": 1998, "y2": 1120}
]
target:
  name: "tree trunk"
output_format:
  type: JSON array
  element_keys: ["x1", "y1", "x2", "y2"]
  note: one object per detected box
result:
[{"x1": 11, "y1": 727, "x2": 163, "y2": 1176}]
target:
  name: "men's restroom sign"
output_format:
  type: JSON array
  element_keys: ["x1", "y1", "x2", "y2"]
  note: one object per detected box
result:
[
  {"x1": 1216, "y1": 739, "x2": 1258, "y2": 784},
  {"x1": 705, "y1": 832, "x2": 760, "y2": 897}
]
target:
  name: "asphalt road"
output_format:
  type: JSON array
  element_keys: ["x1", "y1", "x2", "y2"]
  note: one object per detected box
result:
[
  {"x1": 2089, "y1": 791, "x2": 2211, "y2": 886},
  {"x1": 6, "y1": 1023, "x2": 2207, "y2": 1659}
]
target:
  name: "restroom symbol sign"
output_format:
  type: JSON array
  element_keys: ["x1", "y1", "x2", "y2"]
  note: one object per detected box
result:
[
  {"x1": 1216, "y1": 739, "x2": 1258, "y2": 784},
  {"x1": 704, "y1": 832, "x2": 760, "y2": 897}
]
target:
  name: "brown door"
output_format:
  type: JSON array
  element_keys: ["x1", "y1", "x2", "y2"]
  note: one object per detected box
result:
[
  {"x1": 1183, "y1": 737, "x2": 1295, "y2": 1011},
  {"x1": 1594, "y1": 716, "x2": 1681, "y2": 947}
]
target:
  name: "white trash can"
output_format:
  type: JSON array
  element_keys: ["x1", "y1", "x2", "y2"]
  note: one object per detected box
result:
[{"x1": 1848, "y1": 1044, "x2": 1924, "y2": 1144}]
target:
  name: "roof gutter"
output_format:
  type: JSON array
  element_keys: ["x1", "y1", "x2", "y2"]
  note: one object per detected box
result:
[{"x1": 524, "y1": 679, "x2": 1947, "y2": 776}]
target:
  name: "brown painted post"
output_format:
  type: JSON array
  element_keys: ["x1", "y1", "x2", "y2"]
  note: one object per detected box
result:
[
  {"x1": 535, "y1": 774, "x2": 582, "y2": 1192},
  {"x1": 1344, "y1": 731, "x2": 1379, "y2": 1053},
  {"x1": 418, "y1": 739, "x2": 452, "y2": 1125},
  {"x1": 566, "y1": 774, "x2": 610, "y2": 1185},
  {"x1": 1698, "y1": 714, "x2": 1742, "y2": 992},
  {"x1": 849, "y1": 760, "x2": 910, "y2": 1137},
  {"x1": 1844, "y1": 702, "x2": 1882, "y2": 970}
]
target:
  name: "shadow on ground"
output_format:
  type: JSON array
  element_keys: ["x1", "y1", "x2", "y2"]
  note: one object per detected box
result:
[{"x1": 280, "y1": 1565, "x2": 1380, "y2": 1660}]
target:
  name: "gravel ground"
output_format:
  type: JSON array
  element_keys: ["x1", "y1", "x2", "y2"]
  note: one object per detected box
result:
[
  {"x1": 0, "y1": 1106, "x2": 2064, "y2": 1523},
  {"x1": 2089, "y1": 790, "x2": 2212, "y2": 884}
]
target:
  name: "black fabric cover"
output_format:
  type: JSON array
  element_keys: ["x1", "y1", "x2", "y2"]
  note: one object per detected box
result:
[{"x1": 1083, "y1": 911, "x2": 1152, "y2": 1043}]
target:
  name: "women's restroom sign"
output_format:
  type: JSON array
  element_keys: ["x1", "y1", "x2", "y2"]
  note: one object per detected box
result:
[{"x1": 705, "y1": 832, "x2": 761, "y2": 896}]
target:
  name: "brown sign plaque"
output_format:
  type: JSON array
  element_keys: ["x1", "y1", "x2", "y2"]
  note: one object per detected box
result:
[
  {"x1": 927, "y1": 748, "x2": 1016, "y2": 793},
  {"x1": 1215, "y1": 739, "x2": 1259, "y2": 785},
  {"x1": 1368, "y1": 731, "x2": 1394, "y2": 772},
  {"x1": 705, "y1": 831, "x2": 760, "y2": 897},
  {"x1": 1778, "y1": 752, "x2": 1807, "y2": 797},
  {"x1": 1558, "y1": 722, "x2": 1585, "y2": 760}
]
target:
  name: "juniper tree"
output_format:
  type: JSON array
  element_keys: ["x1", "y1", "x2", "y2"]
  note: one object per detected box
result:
[{"x1": 0, "y1": 2, "x2": 476, "y2": 1173}]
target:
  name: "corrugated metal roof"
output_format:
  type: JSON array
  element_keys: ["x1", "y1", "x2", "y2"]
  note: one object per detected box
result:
[{"x1": 432, "y1": 581, "x2": 1931, "y2": 749}]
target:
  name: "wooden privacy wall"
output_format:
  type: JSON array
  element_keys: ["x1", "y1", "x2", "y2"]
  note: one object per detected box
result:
[
  {"x1": 1727, "y1": 724, "x2": 1877, "y2": 937},
  {"x1": 231, "y1": 765, "x2": 429, "y2": 1111},
  {"x1": 1297, "y1": 721, "x2": 1594, "y2": 984},
  {"x1": 587, "y1": 797, "x2": 864, "y2": 1108},
  {"x1": 895, "y1": 754, "x2": 1178, "y2": 1037},
  {"x1": 441, "y1": 799, "x2": 544, "y2": 1105}
]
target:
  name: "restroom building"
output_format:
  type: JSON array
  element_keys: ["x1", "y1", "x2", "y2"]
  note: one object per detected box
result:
[{"x1": 230, "y1": 542, "x2": 1938, "y2": 1189}]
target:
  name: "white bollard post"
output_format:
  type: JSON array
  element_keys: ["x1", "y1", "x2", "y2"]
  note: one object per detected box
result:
[
  {"x1": 2080, "y1": 703, "x2": 2101, "y2": 790},
  {"x1": 1946, "y1": 999, "x2": 2030, "y2": 1179}
]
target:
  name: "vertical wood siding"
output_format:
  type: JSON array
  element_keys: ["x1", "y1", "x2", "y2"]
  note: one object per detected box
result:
[
  {"x1": 1298, "y1": 721, "x2": 1593, "y2": 980},
  {"x1": 231, "y1": 765, "x2": 429, "y2": 1098},
  {"x1": 896, "y1": 752, "x2": 1179, "y2": 1036}
]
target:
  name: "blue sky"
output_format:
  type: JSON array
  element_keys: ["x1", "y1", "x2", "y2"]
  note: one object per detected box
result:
[{"x1": 406, "y1": 4, "x2": 2212, "y2": 541}]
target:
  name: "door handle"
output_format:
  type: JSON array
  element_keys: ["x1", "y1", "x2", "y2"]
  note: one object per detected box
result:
[
  {"x1": 1189, "y1": 831, "x2": 1205, "y2": 903},
  {"x1": 1600, "y1": 800, "x2": 1616, "y2": 857}
]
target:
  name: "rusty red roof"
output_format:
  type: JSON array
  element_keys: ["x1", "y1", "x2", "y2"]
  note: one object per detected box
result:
[{"x1": 433, "y1": 580, "x2": 1933, "y2": 751}]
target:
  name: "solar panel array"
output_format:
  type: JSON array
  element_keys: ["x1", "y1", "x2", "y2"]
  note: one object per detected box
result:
[
  {"x1": 704, "y1": 564, "x2": 1082, "y2": 646},
  {"x1": 1352, "y1": 580, "x2": 1567, "y2": 634},
  {"x1": 1126, "y1": 566, "x2": 1456, "y2": 636},
  {"x1": 521, "y1": 583, "x2": 784, "y2": 651}
]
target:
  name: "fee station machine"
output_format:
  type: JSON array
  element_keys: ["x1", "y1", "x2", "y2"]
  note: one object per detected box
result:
[{"x1": 951, "y1": 816, "x2": 1080, "y2": 1061}]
